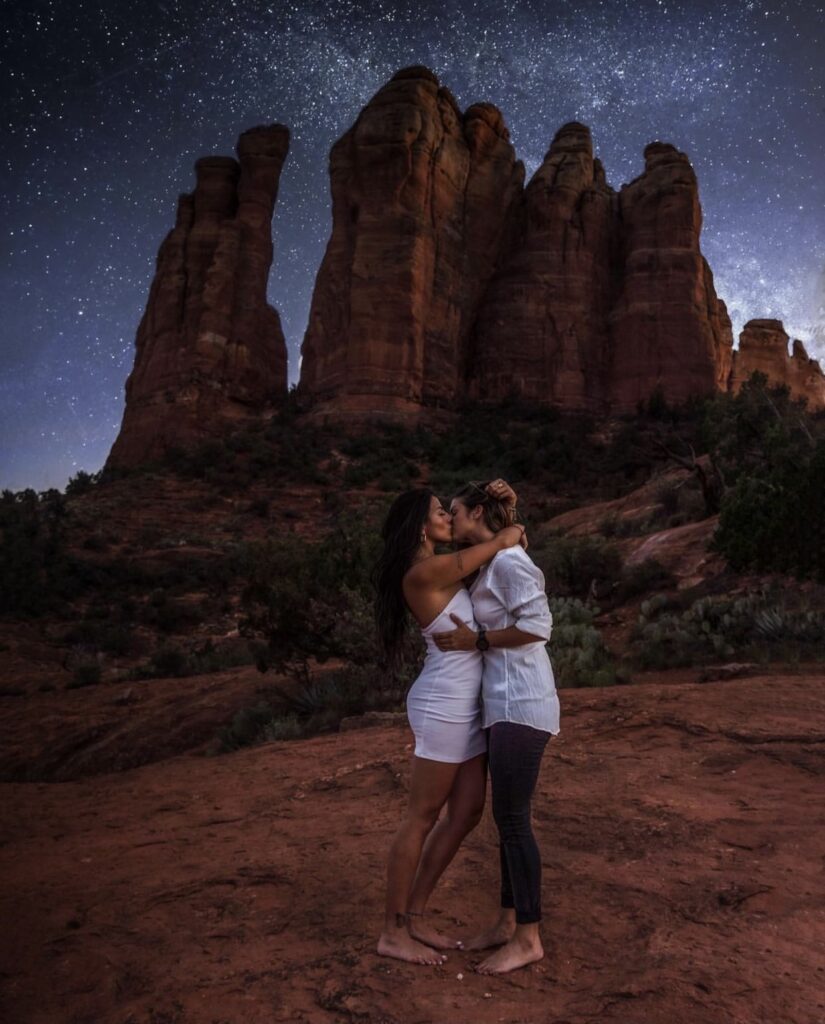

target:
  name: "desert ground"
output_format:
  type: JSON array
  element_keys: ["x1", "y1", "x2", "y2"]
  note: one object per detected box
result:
[{"x1": 2, "y1": 670, "x2": 824, "y2": 1024}]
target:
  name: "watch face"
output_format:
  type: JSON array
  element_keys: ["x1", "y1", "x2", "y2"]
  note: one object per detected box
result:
[{"x1": 476, "y1": 634, "x2": 490, "y2": 651}]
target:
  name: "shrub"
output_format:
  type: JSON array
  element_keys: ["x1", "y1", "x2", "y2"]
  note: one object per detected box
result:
[
  {"x1": 713, "y1": 441, "x2": 825, "y2": 581},
  {"x1": 65, "y1": 470, "x2": 101, "y2": 497},
  {"x1": 217, "y1": 659, "x2": 408, "y2": 751},
  {"x1": 612, "y1": 559, "x2": 676, "y2": 605},
  {"x1": 0, "y1": 488, "x2": 78, "y2": 616},
  {"x1": 547, "y1": 597, "x2": 626, "y2": 688},
  {"x1": 262, "y1": 714, "x2": 304, "y2": 742},
  {"x1": 534, "y1": 535, "x2": 623, "y2": 599},
  {"x1": 701, "y1": 374, "x2": 825, "y2": 581},
  {"x1": 219, "y1": 703, "x2": 274, "y2": 750},
  {"x1": 236, "y1": 512, "x2": 387, "y2": 668},
  {"x1": 632, "y1": 590, "x2": 825, "y2": 668},
  {"x1": 129, "y1": 638, "x2": 254, "y2": 681}
]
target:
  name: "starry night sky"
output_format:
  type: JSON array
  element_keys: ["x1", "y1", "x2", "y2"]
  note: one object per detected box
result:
[{"x1": 3, "y1": 0, "x2": 824, "y2": 491}]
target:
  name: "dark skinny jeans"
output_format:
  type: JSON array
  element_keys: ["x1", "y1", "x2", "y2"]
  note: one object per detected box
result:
[{"x1": 488, "y1": 721, "x2": 551, "y2": 925}]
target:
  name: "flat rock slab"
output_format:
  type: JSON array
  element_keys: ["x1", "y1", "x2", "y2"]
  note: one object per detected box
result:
[{"x1": 2, "y1": 674, "x2": 824, "y2": 1023}]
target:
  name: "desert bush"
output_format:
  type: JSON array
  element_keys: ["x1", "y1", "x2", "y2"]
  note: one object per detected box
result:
[
  {"x1": 188, "y1": 640, "x2": 255, "y2": 674},
  {"x1": 699, "y1": 374, "x2": 825, "y2": 581},
  {"x1": 65, "y1": 470, "x2": 101, "y2": 497},
  {"x1": 611, "y1": 559, "x2": 676, "y2": 605},
  {"x1": 130, "y1": 638, "x2": 254, "y2": 681},
  {"x1": 534, "y1": 535, "x2": 623, "y2": 599},
  {"x1": 632, "y1": 589, "x2": 825, "y2": 668},
  {"x1": 229, "y1": 507, "x2": 427, "y2": 743},
  {"x1": 262, "y1": 714, "x2": 304, "y2": 742},
  {"x1": 547, "y1": 597, "x2": 626, "y2": 688},
  {"x1": 338, "y1": 424, "x2": 423, "y2": 490},
  {"x1": 713, "y1": 441, "x2": 825, "y2": 582},
  {"x1": 0, "y1": 488, "x2": 86, "y2": 616},
  {"x1": 217, "y1": 659, "x2": 407, "y2": 751},
  {"x1": 235, "y1": 511, "x2": 390, "y2": 667},
  {"x1": 219, "y1": 703, "x2": 275, "y2": 749}
]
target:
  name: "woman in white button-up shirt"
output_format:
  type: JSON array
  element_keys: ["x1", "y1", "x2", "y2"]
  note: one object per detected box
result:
[{"x1": 434, "y1": 480, "x2": 560, "y2": 975}]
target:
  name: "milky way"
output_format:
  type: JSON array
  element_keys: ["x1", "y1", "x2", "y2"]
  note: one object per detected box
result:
[{"x1": 2, "y1": 0, "x2": 824, "y2": 490}]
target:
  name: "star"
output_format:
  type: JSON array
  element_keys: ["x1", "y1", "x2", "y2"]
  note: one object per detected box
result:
[{"x1": 2, "y1": 0, "x2": 823, "y2": 490}]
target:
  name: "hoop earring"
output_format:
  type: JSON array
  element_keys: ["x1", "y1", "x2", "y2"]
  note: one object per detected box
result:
[{"x1": 420, "y1": 531, "x2": 427, "y2": 543}]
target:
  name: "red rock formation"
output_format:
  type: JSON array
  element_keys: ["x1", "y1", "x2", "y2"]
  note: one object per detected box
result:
[
  {"x1": 608, "y1": 142, "x2": 733, "y2": 411},
  {"x1": 730, "y1": 319, "x2": 825, "y2": 410},
  {"x1": 469, "y1": 122, "x2": 616, "y2": 409},
  {"x1": 107, "y1": 125, "x2": 290, "y2": 468},
  {"x1": 298, "y1": 66, "x2": 523, "y2": 417},
  {"x1": 300, "y1": 90, "x2": 735, "y2": 416},
  {"x1": 471, "y1": 136, "x2": 733, "y2": 411}
]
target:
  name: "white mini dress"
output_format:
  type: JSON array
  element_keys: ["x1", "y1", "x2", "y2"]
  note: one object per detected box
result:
[{"x1": 406, "y1": 588, "x2": 487, "y2": 764}]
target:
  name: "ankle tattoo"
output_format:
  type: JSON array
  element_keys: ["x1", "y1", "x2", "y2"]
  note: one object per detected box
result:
[{"x1": 395, "y1": 912, "x2": 409, "y2": 928}]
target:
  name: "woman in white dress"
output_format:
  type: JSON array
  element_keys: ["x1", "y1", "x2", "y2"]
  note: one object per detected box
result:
[
  {"x1": 374, "y1": 487, "x2": 526, "y2": 965},
  {"x1": 434, "y1": 481, "x2": 560, "y2": 975}
]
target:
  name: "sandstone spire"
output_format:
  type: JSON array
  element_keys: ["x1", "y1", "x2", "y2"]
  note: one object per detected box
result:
[
  {"x1": 731, "y1": 319, "x2": 825, "y2": 409},
  {"x1": 469, "y1": 122, "x2": 616, "y2": 409},
  {"x1": 106, "y1": 125, "x2": 290, "y2": 467},
  {"x1": 608, "y1": 142, "x2": 733, "y2": 411},
  {"x1": 298, "y1": 66, "x2": 523, "y2": 417}
]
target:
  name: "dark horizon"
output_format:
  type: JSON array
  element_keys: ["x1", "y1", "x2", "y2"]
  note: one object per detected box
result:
[{"x1": 3, "y1": 0, "x2": 824, "y2": 492}]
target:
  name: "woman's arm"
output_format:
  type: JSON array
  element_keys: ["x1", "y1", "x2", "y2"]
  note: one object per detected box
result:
[
  {"x1": 433, "y1": 617, "x2": 545, "y2": 651},
  {"x1": 432, "y1": 553, "x2": 552, "y2": 651},
  {"x1": 405, "y1": 525, "x2": 525, "y2": 592},
  {"x1": 485, "y1": 479, "x2": 519, "y2": 523}
]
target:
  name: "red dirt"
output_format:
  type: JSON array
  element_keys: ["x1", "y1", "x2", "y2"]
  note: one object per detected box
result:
[{"x1": 2, "y1": 673, "x2": 824, "y2": 1023}]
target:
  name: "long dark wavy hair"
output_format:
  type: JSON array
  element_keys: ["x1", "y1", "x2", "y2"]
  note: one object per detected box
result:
[
  {"x1": 452, "y1": 480, "x2": 514, "y2": 532},
  {"x1": 374, "y1": 488, "x2": 435, "y2": 667}
]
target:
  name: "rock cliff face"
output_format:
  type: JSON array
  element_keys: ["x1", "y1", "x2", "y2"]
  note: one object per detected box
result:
[
  {"x1": 469, "y1": 122, "x2": 615, "y2": 409},
  {"x1": 608, "y1": 142, "x2": 733, "y2": 411},
  {"x1": 106, "y1": 125, "x2": 290, "y2": 467},
  {"x1": 108, "y1": 67, "x2": 823, "y2": 459},
  {"x1": 730, "y1": 319, "x2": 825, "y2": 410},
  {"x1": 299, "y1": 84, "x2": 736, "y2": 416},
  {"x1": 298, "y1": 66, "x2": 524, "y2": 416}
]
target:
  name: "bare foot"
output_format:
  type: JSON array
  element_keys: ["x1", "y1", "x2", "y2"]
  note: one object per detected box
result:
[
  {"x1": 475, "y1": 936, "x2": 544, "y2": 974},
  {"x1": 408, "y1": 915, "x2": 463, "y2": 950},
  {"x1": 377, "y1": 931, "x2": 447, "y2": 966},
  {"x1": 463, "y1": 920, "x2": 516, "y2": 951}
]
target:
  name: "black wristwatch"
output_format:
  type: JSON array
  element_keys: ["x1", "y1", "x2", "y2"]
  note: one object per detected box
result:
[{"x1": 475, "y1": 629, "x2": 490, "y2": 652}]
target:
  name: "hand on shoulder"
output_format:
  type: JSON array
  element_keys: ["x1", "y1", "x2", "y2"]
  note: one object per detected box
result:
[
  {"x1": 498, "y1": 524, "x2": 526, "y2": 549},
  {"x1": 497, "y1": 524, "x2": 528, "y2": 552}
]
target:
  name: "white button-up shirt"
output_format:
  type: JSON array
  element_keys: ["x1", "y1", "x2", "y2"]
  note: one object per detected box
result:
[{"x1": 469, "y1": 546, "x2": 561, "y2": 734}]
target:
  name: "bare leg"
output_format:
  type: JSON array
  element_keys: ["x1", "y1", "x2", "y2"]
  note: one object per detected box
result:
[
  {"x1": 476, "y1": 922, "x2": 544, "y2": 974},
  {"x1": 406, "y1": 753, "x2": 487, "y2": 950},
  {"x1": 377, "y1": 756, "x2": 460, "y2": 965}
]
